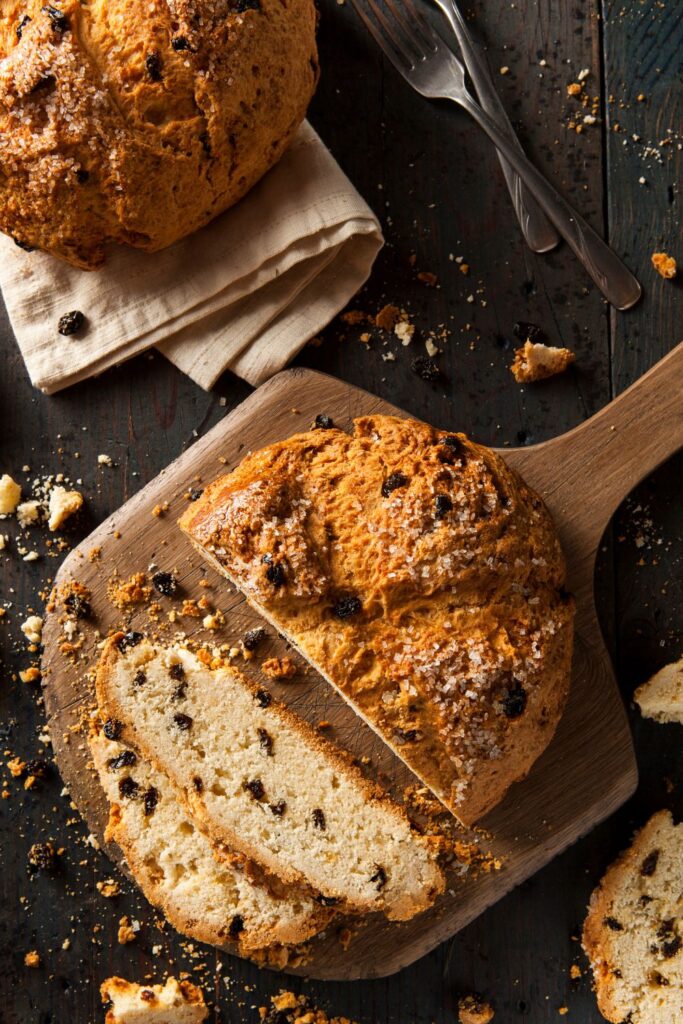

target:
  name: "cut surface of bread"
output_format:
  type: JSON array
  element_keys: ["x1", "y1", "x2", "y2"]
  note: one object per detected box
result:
[
  {"x1": 179, "y1": 414, "x2": 574, "y2": 823},
  {"x1": 635, "y1": 656, "x2": 683, "y2": 725},
  {"x1": 96, "y1": 635, "x2": 444, "y2": 921},
  {"x1": 582, "y1": 810, "x2": 683, "y2": 1023},
  {"x1": 100, "y1": 975, "x2": 207, "y2": 1023},
  {"x1": 89, "y1": 726, "x2": 330, "y2": 953}
]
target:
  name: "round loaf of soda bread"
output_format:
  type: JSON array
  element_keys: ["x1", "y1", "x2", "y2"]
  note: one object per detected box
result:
[{"x1": 0, "y1": 0, "x2": 318, "y2": 268}]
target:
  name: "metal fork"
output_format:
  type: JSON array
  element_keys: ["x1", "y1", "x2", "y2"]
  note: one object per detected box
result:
[
  {"x1": 433, "y1": 0, "x2": 559, "y2": 254},
  {"x1": 351, "y1": 0, "x2": 642, "y2": 311}
]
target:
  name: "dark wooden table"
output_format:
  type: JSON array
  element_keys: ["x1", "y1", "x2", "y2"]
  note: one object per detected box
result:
[{"x1": 1, "y1": 0, "x2": 681, "y2": 1020}]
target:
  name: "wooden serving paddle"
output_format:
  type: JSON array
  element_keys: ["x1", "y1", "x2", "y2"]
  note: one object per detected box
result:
[{"x1": 41, "y1": 342, "x2": 683, "y2": 980}]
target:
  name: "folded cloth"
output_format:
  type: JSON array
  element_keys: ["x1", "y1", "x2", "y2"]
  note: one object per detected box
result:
[{"x1": 0, "y1": 122, "x2": 383, "y2": 394}]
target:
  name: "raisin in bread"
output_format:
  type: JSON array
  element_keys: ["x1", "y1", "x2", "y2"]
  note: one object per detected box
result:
[
  {"x1": 0, "y1": 0, "x2": 317, "y2": 267},
  {"x1": 96, "y1": 634, "x2": 444, "y2": 921},
  {"x1": 179, "y1": 414, "x2": 574, "y2": 823},
  {"x1": 101, "y1": 975, "x2": 207, "y2": 1024},
  {"x1": 582, "y1": 811, "x2": 683, "y2": 1023},
  {"x1": 90, "y1": 725, "x2": 330, "y2": 953},
  {"x1": 635, "y1": 656, "x2": 683, "y2": 725}
]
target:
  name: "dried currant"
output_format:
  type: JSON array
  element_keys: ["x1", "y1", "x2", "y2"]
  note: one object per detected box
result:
[
  {"x1": 501, "y1": 684, "x2": 527, "y2": 719},
  {"x1": 171, "y1": 36, "x2": 189, "y2": 50},
  {"x1": 434, "y1": 494, "x2": 453, "y2": 519},
  {"x1": 13, "y1": 237, "x2": 34, "y2": 252},
  {"x1": 243, "y1": 627, "x2": 266, "y2": 651},
  {"x1": 103, "y1": 718, "x2": 123, "y2": 741},
  {"x1": 370, "y1": 865, "x2": 387, "y2": 891},
  {"x1": 257, "y1": 728, "x2": 273, "y2": 756},
  {"x1": 116, "y1": 631, "x2": 143, "y2": 652},
  {"x1": 107, "y1": 750, "x2": 137, "y2": 771},
  {"x1": 603, "y1": 917, "x2": 623, "y2": 932},
  {"x1": 663, "y1": 936, "x2": 681, "y2": 959},
  {"x1": 152, "y1": 571, "x2": 178, "y2": 596},
  {"x1": 140, "y1": 990, "x2": 155, "y2": 1002},
  {"x1": 244, "y1": 779, "x2": 265, "y2": 801},
  {"x1": 16, "y1": 14, "x2": 31, "y2": 38},
  {"x1": 265, "y1": 562, "x2": 286, "y2": 587},
  {"x1": 437, "y1": 435, "x2": 464, "y2": 464},
  {"x1": 332, "y1": 596, "x2": 362, "y2": 619},
  {"x1": 172, "y1": 681, "x2": 187, "y2": 702},
  {"x1": 169, "y1": 663, "x2": 185, "y2": 681},
  {"x1": 315, "y1": 894, "x2": 339, "y2": 907},
  {"x1": 640, "y1": 850, "x2": 659, "y2": 876},
  {"x1": 134, "y1": 669, "x2": 146, "y2": 687},
  {"x1": 313, "y1": 414, "x2": 334, "y2": 430},
  {"x1": 192, "y1": 776, "x2": 203, "y2": 793},
  {"x1": 255, "y1": 688, "x2": 272, "y2": 708},
  {"x1": 64, "y1": 592, "x2": 90, "y2": 618},
  {"x1": 145, "y1": 52, "x2": 163, "y2": 81},
  {"x1": 118, "y1": 776, "x2": 140, "y2": 799},
  {"x1": 269, "y1": 800, "x2": 286, "y2": 816},
  {"x1": 235, "y1": 0, "x2": 260, "y2": 11},
  {"x1": 188, "y1": 487, "x2": 203, "y2": 501},
  {"x1": 143, "y1": 786, "x2": 159, "y2": 816},
  {"x1": 173, "y1": 713, "x2": 193, "y2": 731},
  {"x1": 381, "y1": 472, "x2": 408, "y2": 497},
  {"x1": 75, "y1": 168, "x2": 89, "y2": 184},
  {"x1": 58, "y1": 310, "x2": 85, "y2": 336},
  {"x1": 411, "y1": 356, "x2": 440, "y2": 382},
  {"x1": 312, "y1": 808, "x2": 326, "y2": 830},
  {"x1": 228, "y1": 914, "x2": 244, "y2": 937},
  {"x1": 42, "y1": 5, "x2": 69, "y2": 31}
]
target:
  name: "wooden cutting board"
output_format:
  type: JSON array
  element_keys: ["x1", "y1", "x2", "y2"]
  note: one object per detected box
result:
[{"x1": 41, "y1": 343, "x2": 683, "y2": 980}]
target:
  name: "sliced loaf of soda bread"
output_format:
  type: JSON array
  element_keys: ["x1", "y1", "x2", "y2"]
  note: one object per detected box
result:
[
  {"x1": 95, "y1": 634, "x2": 444, "y2": 921},
  {"x1": 100, "y1": 975, "x2": 207, "y2": 1024},
  {"x1": 90, "y1": 724, "x2": 330, "y2": 953}
]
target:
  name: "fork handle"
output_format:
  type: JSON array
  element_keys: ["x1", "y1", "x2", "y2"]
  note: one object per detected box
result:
[
  {"x1": 453, "y1": 93, "x2": 641, "y2": 310},
  {"x1": 436, "y1": 0, "x2": 559, "y2": 254}
]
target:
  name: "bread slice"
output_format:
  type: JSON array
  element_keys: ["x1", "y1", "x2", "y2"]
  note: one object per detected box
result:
[
  {"x1": 100, "y1": 975, "x2": 207, "y2": 1023},
  {"x1": 89, "y1": 725, "x2": 330, "y2": 953},
  {"x1": 582, "y1": 810, "x2": 683, "y2": 1023},
  {"x1": 178, "y1": 414, "x2": 574, "y2": 823},
  {"x1": 635, "y1": 656, "x2": 683, "y2": 725},
  {"x1": 95, "y1": 634, "x2": 444, "y2": 921}
]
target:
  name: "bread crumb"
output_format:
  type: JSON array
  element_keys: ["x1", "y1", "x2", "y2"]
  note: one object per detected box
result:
[
  {"x1": 98, "y1": 454, "x2": 113, "y2": 466},
  {"x1": 0, "y1": 474, "x2": 22, "y2": 514},
  {"x1": 634, "y1": 654, "x2": 683, "y2": 724},
  {"x1": 651, "y1": 252, "x2": 677, "y2": 279},
  {"x1": 17, "y1": 501, "x2": 41, "y2": 528},
  {"x1": 567, "y1": 82, "x2": 582, "y2": 96},
  {"x1": 21, "y1": 615, "x2": 43, "y2": 645},
  {"x1": 202, "y1": 610, "x2": 225, "y2": 631},
  {"x1": 108, "y1": 573, "x2": 151, "y2": 609},
  {"x1": 117, "y1": 916, "x2": 137, "y2": 944},
  {"x1": 96, "y1": 878, "x2": 121, "y2": 898},
  {"x1": 569, "y1": 964, "x2": 582, "y2": 979},
  {"x1": 24, "y1": 951, "x2": 40, "y2": 968},
  {"x1": 374, "y1": 304, "x2": 401, "y2": 331},
  {"x1": 417, "y1": 271, "x2": 438, "y2": 286},
  {"x1": 7, "y1": 757, "x2": 26, "y2": 777},
  {"x1": 47, "y1": 486, "x2": 83, "y2": 531},
  {"x1": 458, "y1": 995, "x2": 495, "y2": 1024},
  {"x1": 394, "y1": 320, "x2": 415, "y2": 346},
  {"x1": 152, "y1": 502, "x2": 170, "y2": 517},
  {"x1": 511, "y1": 340, "x2": 576, "y2": 383},
  {"x1": 262, "y1": 656, "x2": 298, "y2": 680},
  {"x1": 20, "y1": 666, "x2": 41, "y2": 684}
]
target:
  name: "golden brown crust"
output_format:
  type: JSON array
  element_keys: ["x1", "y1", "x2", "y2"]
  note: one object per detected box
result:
[
  {"x1": 0, "y1": 0, "x2": 318, "y2": 267},
  {"x1": 179, "y1": 415, "x2": 575, "y2": 823}
]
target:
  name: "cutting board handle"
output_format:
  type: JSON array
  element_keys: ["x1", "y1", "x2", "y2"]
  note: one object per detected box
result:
[{"x1": 510, "y1": 341, "x2": 683, "y2": 582}]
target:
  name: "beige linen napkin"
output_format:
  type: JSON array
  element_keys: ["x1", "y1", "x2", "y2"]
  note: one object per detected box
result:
[{"x1": 0, "y1": 122, "x2": 383, "y2": 394}]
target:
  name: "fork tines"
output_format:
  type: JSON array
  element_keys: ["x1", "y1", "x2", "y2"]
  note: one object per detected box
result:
[{"x1": 350, "y1": 0, "x2": 439, "y2": 72}]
